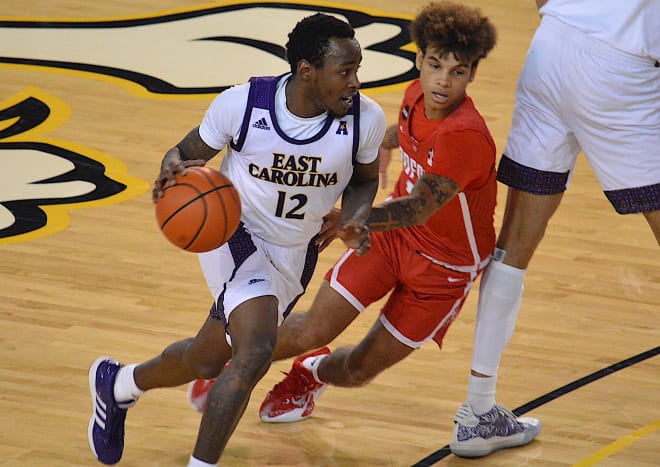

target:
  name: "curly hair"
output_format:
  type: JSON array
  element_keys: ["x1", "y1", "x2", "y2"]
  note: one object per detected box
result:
[
  {"x1": 410, "y1": 1, "x2": 497, "y2": 65},
  {"x1": 286, "y1": 13, "x2": 356, "y2": 73}
]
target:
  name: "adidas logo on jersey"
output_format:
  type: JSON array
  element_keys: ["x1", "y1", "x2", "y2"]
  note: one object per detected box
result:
[{"x1": 252, "y1": 117, "x2": 270, "y2": 130}]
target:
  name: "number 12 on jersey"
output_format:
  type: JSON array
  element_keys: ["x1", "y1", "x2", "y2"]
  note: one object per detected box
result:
[{"x1": 274, "y1": 191, "x2": 306, "y2": 219}]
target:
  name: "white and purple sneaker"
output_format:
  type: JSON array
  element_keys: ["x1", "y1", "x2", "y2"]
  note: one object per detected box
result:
[{"x1": 450, "y1": 403, "x2": 541, "y2": 458}]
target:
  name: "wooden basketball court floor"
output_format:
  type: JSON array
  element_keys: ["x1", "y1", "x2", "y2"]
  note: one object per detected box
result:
[{"x1": 1, "y1": 1, "x2": 658, "y2": 465}]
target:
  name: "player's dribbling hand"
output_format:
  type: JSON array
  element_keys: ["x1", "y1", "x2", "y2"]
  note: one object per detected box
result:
[
  {"x1": 152, "y1": 159, "x2": 207, "y2": 202},
  {"x1": 338, "y1": 220, "x2": 371, "y2": 256}
]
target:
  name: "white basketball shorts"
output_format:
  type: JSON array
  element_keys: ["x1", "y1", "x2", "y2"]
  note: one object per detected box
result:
[
  {"x1": 197, "y1": 223, "x2": 318, "y2": 333},
  {"x1": 499, "y1": 15, "x2": 660, "y2": 214}
]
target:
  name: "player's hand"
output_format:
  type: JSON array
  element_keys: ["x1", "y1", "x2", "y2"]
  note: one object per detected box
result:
[
  {"x1": 338, "y1": 220, "x2": 371, "y2": 256},
  {"x1": 152, "y1": 159, "x2": 206, "y2": 202},
  {"x1": 316, "y1": 208, "x2": 341, "y2": 252}
]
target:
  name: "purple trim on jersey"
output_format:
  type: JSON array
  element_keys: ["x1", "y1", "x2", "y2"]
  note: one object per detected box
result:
[
  {"x1": 252, "y1": 75, "x2": 276, "y2": 109},
  {"x1": 605, "y1": 183, "x2": 660, "y2": 214},
  {"x1": 497, "y1": 154, "x2": 569, "y2": 195},
  {"x1": 264, "y1": 75, "x2": 335, "y2": 144},
  {"x1": 230, "y1": 79, "x2": 259, "y2": 152},
  {"x1": 209, "y1": 222, "x2": 256, "y2": 329},
  {"x1": 231, "y1": 75, "x2": 360, "y2": 158},
  {"x1": 282, "y1": 235, "x2": 320, "y2": 321},
  {"x1": 351, "y1": 94, "x2": 360, "y2": 164}
]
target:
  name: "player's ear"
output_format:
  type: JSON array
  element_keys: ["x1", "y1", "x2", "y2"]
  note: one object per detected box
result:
[
  {"x1": 415, "y1": 49, "x2": 424, "y2": 70},
  {"x1": 297, "y1": 59, "x2": 314, "y2": 81}
]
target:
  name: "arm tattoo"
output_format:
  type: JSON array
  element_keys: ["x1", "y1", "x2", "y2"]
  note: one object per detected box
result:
[
  {"x1": 368, "y1": 199, "x2": 425, "y2": 231},
  {"x1": 367, "y1": 174, "x2": 459, "y2": 232},
  {"x1": 177, "y1": 127, "x2": 217, "y2": 161},
  {"x1": 178, "y1": 136, "x2": 209, "y2": 161},
  {"x1": 423, "y1": 175, "x2": 459, "y2": 205}
]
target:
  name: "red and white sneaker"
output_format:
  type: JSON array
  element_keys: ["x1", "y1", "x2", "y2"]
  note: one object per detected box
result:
[
  {"x1": 186, "y1": 360, "x2": 230, "y2": 413},
  {"x1": 259, "y1": 347, "x2": 331, "y2": 423},
  {"x1": 187, "y1": 378, "x2": 216, "y2": 412}
]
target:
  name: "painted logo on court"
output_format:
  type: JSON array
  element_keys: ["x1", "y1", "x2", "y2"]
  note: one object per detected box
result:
[
  {"x1": 0, "y1": 2, "x2": 416, "y2": 243},
  {"x1": 0, "y1": 3, "x2": 416, "y2": 94},
  {"x1": 0, "y1": 87, "x2": 149, "y2": 244}
]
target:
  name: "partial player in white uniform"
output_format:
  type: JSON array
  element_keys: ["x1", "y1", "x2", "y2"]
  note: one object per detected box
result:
[
  {"x1": 450, "y1": 0, "x2": 659, "y2": 459},
  {"x1": 87, "y1": 13, "x2": 385, "y2": 467},
  {"x1": 501, "y1": 0, "x2": 660, "y2": 211}
]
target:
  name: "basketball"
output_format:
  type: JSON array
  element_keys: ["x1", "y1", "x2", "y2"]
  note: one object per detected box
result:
[{"x1": 155, "y1": 166, "x2": 241, "y2": 252}]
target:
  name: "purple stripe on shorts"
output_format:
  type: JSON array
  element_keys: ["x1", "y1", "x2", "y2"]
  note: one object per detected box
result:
[
  {"x1": 209, "y1": 300, "x2": 227, "y2": 328},
  {"x1": 282, "y1": 235, "x2": 319, "y2": 321},
  {"x1": 497, "y1": 154, "x2": 569, "y2": 195},
  {"x1": 604, "y1": 183, "x2": 660, "y2": 214},
  {"x1": 209, "y1": 222, "x2": 255, "y2": 328}
]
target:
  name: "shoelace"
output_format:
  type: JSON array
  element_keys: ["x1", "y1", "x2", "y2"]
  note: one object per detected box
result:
[
  {"x1": 494, "y1": 405, "x2": 519, "y2": 421},
  {"x1": 489, "y1": 405, "x2": 527, "y2": 436},
  {"x1": 269, "y1": 369, "x2": 314, "y2": 400}
]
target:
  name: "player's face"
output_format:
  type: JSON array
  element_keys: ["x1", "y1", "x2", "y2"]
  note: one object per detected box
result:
[
  {"x1": 311, "y1": 37, "x2": 362, "y2": 118},
  {"x1": 416, "y1": 48, "x2": 476, "y2": 120}
]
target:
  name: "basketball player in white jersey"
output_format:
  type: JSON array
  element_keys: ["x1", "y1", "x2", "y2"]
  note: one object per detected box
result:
[
  {"x1": 450, "y1": 0, "x2": 659, "y2": 458},
  {"x1": 87, "y1": 13, "x2": 386, "y2": 466}
]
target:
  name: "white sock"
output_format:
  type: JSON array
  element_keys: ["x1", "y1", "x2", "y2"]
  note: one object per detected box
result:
[
  {"x1": 466, "y1": 374, "x2": 497, "y2": 415},
  {"x1": 187, "y1": 455, "x2": 216, "y2": 467},
  {"x1": 302, "y1": 354, "x2": 329, "y2": 383},
  {"x1": 471, "y1": 259, "x2": 525, "y2": 376},
  {"x1": 113, "y1": 364, "x2": 144, "y2": 402}
]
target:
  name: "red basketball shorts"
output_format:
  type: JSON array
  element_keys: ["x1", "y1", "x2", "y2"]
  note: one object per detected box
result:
[{"x1": 325, "y1": 229, "x2": 481, "y2": 349}]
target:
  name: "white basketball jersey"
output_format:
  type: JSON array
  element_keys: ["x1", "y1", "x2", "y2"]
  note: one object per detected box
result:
[{"x1": 200, "y1": 74, "x2": 384, "y2": 247}]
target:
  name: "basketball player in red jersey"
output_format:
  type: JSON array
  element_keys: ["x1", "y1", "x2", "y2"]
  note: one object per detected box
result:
[{"x1": 189, "y1": 1, "x2": 542, "y2": 452}]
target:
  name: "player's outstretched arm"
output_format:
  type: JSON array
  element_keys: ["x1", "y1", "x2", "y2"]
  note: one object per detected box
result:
[{"x1": 367, "y1": 173, "x2": 460, "y2": 232}]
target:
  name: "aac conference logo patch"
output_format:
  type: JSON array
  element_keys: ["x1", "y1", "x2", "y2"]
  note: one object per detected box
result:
[{"x1": 0, "y1": 2, "x2": 416, "y2": 244}]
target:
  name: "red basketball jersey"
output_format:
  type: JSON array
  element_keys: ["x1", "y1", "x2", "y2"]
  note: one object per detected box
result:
[{"x1": 391, "y1": 80, "x2": 497, "y2": 270}]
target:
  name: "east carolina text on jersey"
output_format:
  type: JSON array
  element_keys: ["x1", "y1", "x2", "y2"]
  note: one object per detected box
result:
[{"x1": 248, "y1": 153, "x2": 339, "y2": 188}]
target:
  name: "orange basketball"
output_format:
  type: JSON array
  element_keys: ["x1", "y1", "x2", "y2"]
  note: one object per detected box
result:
[{"x1": 155, "y1": 166, "x2": 241, "y2": 252}]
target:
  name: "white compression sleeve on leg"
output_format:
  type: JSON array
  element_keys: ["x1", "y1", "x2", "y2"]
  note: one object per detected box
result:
[{"x1": 471, "y1": 259, "x2": 525, "y2": 376}]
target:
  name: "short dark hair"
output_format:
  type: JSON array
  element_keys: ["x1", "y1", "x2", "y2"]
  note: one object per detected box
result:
[
  {"x1": 410, "y1": 1, "x2": 497, "y2": 65},
  {"x1": 286, "y1": 13, "x2": 355, "y2": 73}
]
